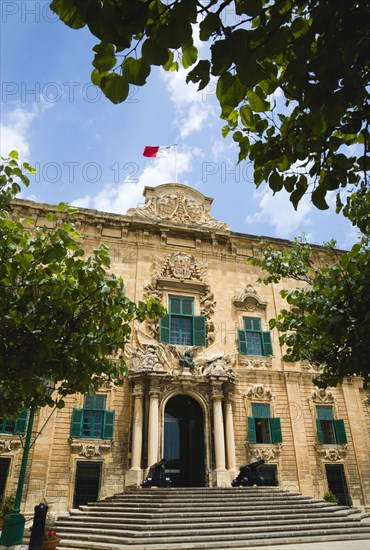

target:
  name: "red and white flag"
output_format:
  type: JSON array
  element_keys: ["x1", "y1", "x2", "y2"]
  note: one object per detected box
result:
[{"x1": 143, "y1": 145, "x2": 174, "y2": 158}]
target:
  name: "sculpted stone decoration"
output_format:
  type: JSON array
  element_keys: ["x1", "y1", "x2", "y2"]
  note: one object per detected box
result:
[
  {"x1": 246, "y1": 444, "x2": 283, "y2": 462},
  {"x1": 314, "y1": 443, "x2": 347, "y2": 461},
  {"x1": 233, "y1": 284, "x2": 267, "y2": 312},
  {"x1": 239, "y1": 357, "x2": 272, "y2": 369},
  {"x1": 309, "y1": 388, "x2": 336, "y2": 403},
  {"x1": 196, "y1": 353, "x2": 237, "y2": 382},
  {"x1": 301, "y1": 360, "x2": 322, "y2": 373},
  {"x1": 144, "y1": 253, "x2": 216, "y2": 345},
  {"x1": 127, "y1": 339, "x2": 237, "y2": 384},
  {"x1": 245, "y1": 385, "x2": 274, "y2": 401},
  {"x1": 162, "y1": 253, "x2": 201, "y2": 281},
  {"x1": 0, "y1": 438, "x2": 22, "y2": 453},
  {"x1": 70, "y1": 440, "x2": 113, "y2": 457},
  {"x1": 126, "y1": 184, "x2": 229, "y2": 231}
]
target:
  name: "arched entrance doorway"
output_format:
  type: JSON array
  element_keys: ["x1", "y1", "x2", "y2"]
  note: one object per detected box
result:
[{"x1": 164, "y1": 394, "x2": 205, "y2": 487}]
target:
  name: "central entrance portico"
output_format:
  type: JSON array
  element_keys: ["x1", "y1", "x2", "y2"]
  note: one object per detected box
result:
[
  {"x1": 126, "y1": 345, "x2": 237, "y2": 488},
  {"x1": 164, "y1": 394, "x2": 205, "y2": 487}
]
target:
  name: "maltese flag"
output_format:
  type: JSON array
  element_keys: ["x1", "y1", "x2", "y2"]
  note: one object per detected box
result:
[{"x1": 143, "y1": 145, "x2": 174, "y2": 158}]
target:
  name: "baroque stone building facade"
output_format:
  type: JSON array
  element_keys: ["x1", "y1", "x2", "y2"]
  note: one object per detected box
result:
[{"x1": 1, "y1": 184, "x2": 369, "y2": 514}]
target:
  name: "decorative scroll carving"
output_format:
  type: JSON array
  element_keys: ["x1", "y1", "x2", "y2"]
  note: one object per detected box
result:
[
  {"x1": 70, "y1": 440, "x2": 113, "y2": 457},
  {"x1": 246, "y1": 444, "x2": 283, "y2": 462},
  {"x1": 309, "y1": 388, "x2": 336, "y2": 403},
  {"x1": 314, "y1": 443, "x2": 347, "y2": 461},
  {"x1": 0, "y1": 439, "x2": 22, "y2": 453},
  {"x1": 301, "y1": 360, "x2": 322, "y2": 373},
  {"x1": 233, "y1": 284, "x2": 267, "y2": 312},
  {"x1": 127, "y1": 342, "x2": 237, "y2": 383},
  {"x1": 239, "y1": 357, "x2": 272, "y2": 369},
  {"x1": 245, "y1": 385, "x2": 274, "y2": 401},
  {"x1": 127, "y1": 185, "x2": 229, "y2": 231}
]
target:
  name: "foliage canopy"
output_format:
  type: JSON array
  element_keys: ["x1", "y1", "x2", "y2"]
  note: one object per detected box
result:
[
  {"x1": 0, "y1": 152, "x2": 165, "y2": 417},
  {"x1": 50, "y1": 0, "x2": 369, "y2": 211},
  {"x1": 249, "y1": 235, "x2": 370, "y2": 389}
]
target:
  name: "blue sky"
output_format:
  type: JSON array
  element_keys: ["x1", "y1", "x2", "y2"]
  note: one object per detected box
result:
[{"x1": 0, "y1": 2, "x2": 359, "y2": 249}]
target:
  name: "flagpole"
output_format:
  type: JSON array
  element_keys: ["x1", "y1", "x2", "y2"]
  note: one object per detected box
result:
[{"x1": 174, "y1": 143, "x2": 177, "y2": 183}]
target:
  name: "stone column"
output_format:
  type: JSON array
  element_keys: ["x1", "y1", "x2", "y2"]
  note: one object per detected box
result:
[
  {"x1": 126, "y1": 382, "x2": 144, "y2": 486},
  {"x1": 147, "y1": 387, "x2": 160, "y2": 468},
  {"x1": 224, "y1": 395, "x2": 237, "y2": 474},
  {"x1": 211, "y1": 384, "x2": 230, "y2": 486}
]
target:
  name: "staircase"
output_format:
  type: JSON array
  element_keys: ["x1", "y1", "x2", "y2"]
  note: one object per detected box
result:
[{"x1": 27, "y1": 487, "x2": 370, "y2": 549}]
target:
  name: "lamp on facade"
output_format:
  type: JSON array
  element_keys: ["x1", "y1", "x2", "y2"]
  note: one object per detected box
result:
[{"x1": 0, "y1": 380, "x2": 56, "y2": 547}]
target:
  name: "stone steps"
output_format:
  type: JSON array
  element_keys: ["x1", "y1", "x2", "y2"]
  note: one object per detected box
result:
[{"x1": 23, "y1": 487, "x2": 370, "y2": 549}]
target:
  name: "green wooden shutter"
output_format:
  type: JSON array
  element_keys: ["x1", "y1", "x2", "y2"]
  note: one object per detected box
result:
[
  {"x1": 14, "y1": 411, "x2": 28, "y2": 435},
  {"x1": 248, "y1": 417, "x2": 257, "y2": 443},
  {"x1": 316, "y1": 405, "x2": 334, "y2": 420},
  {"x1": 102, "y1": 411, "x2": 115, "y2": 439},
  {"x1": 334, "y1": 419, "x2": 347, "y2": 444},
  {"x1": 193, "y1": 316, "x2": 206, "y2": 346},
  {"x1": 160, "y1": 314, "x2": 170, "y2": 344},
  {"x1": 262, "y1": 331, "x2": 273, "y2": 355},
  {"x1": 270, "y1": 418, "x2": 283, "y2": 443},
  {"x1": 70, "y1": 409, "x2": 83, "y2": 437},
  {"x1": 238, "y1": 329, "x2": 247, "y2": 354},
  {"x1": 252, "y1": 403, "x2": 270, "y2": 418},
  {"x1": 316, "y1": 419, "x2": 324, "y2": 444}
]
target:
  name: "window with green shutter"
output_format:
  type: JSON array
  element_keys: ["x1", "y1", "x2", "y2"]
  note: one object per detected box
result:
[
  {"x1": 70, "y1": 395, "x2": 114, "y2": 439},
  {"x1": 0, "y1": 411, "x2": 28, "y2": 435},
  {"x1": 248, "y1": 404, "x2": 282, "y2": 444},
  {"x1": 160, "y1": 296, "x2": 206, "y2": 346},
  {"x1": 316, "y1": 406, "x2": 347, "y2": 445},
  {"x1": 238, "y1": 317, "x2": 273, "y2": 356}
]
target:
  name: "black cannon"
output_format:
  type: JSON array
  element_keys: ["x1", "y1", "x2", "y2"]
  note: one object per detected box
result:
[
  {"x1": 232, "y1": 459, "x2": 266, "y2": 487},
  {"x1": 141, "y1": 458, "x2": 171, "y2": 488}
]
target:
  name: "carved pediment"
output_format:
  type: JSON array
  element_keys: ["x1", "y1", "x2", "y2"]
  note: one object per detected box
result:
[
  {"x1": 314, "y1": 443, "x2": 347, "y2": 461},
  {"x1": 126, "y1": 184, "x2": 229, "y2": 231},
  {"x1": 245, "y1": 444, "x2": 283, "y2": 462},
  {"x1": 309, "y1": 388, "x2": 336, "y2": 403},
  {"x1": 245, "y1": 385, "x2": 274, "y2": 401},
  {"x1": 233, "y1": 284, "x2": 267, "y2": 312}
]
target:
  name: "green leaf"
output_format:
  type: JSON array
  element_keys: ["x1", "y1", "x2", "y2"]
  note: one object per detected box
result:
[
  {"x1": 186, "y1": 60, "x2": 211, "y2": 91},
  {"x1": 269, "y1": 172, "x2": 283, "y2": 194},
  {"x1": 181, "y1": 43, "x2": 198, "y2": 69},
  {"x1": 216, "y1": 73, "x2": 246, "y2": 118},
  {"x1": 141, "y1": 39, "x2": 170, "y2": 66},
  {"x1": 22, "y1": 162, "x2": 36, "y2": 174},
  {"x1": 237, "y1": 0, "x2": 262, "y2": 17},
  {"x1": 312, "y1": 186, "x2": 330, "y2": 210},
  {"x1": 240, "y1": 105, "x2": 255, "y2": 129},
  {"x1": 200, "y1": 12, "x2": 222, "y2": 41},
  {"x1": 50, "y1": 0, "x2": 87, "y2": 29},
  {"x1": 247, "y1": 87, "x2": 270, "y2": 112},
  {"x1": 101, "y1": 73, "x2": 129, "y2": 104},
  {"x1": 92, "y1": 42, "x2": 116, "y2": 72},
  {"x1": 9, "y1": 150, "x2": 19, "y2": 160},
  {"x1": 121, "y1": 57, "x2": 150, "y2": 85}
]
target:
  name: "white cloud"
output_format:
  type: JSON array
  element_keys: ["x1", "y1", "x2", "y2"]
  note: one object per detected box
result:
[
  {"x1": 0, "y1": 107, "x2": 37, "y2": 158},
  {"x1": 0, "y1": 100, "x2": 53, "y2": 159},
  {"x1": 246, "y1": 185, "x2": 313, "y2": 239},
  {"x1": 211, "y1": 139, "x2": 236, "y2": 164},
  {"x1": 72, "y1": 148, "x2": 202, "y2": 214},
  {"x1": 160, "y1": 67, "x2": 216, "y2": 139}
]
